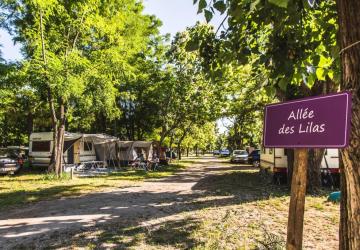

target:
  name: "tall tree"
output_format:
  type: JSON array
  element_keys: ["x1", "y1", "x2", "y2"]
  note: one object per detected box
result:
[
  {"x1": 1, "y1": 0, "x2": 160, "y2": 175},
  {"x1": 194, "y1": 0, "x2": 359, "y2": 248},
  {"x1": 336, "y1": 0, "x2": 360, "y2": 248},
  {"x1": 193, "y1": 0, "x2": 339, "y2": 191}
]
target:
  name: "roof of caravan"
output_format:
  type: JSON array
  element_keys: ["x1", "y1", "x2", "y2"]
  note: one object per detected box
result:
[
  {"x1": 89, "y1": 135, "x2": 119, "y2": 144},
  {"x1": 30, "y1": 132, "x2": 82, "y2": 141},
  {"x1": 132, "y1": 141, "x2": 153, "y2": 147},
  {"x1": 117, "y1": 141, "x2": 153, "y2": 148},
  {"x1": 117, "y1": 141, "x2": 135, "y2": 147},
  {"x1": 30, "y1": 132, "x2": 118, "y2": 143}
]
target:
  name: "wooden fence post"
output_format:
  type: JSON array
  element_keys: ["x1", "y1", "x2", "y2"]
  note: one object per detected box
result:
[{"x1": 286, "y1": 148, "x2": 308, "y2": 250}]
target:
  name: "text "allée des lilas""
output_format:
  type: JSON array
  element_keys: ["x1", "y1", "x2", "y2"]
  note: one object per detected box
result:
[{"x1": 278, "y1": 108, "x2": 325, "y2": 135}]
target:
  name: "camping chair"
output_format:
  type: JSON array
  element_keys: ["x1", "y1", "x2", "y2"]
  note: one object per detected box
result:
[
  {"x1": 130, "y1": 158, "x2": 148, "y2": 171},
  {"x1": 149, "y1": 156, "x2": 160, "y2": 171}
]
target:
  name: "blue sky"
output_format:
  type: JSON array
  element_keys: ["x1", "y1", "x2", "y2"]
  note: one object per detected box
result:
[{"x1": 143, "y1": 0, "x2": 224, "y2": 37}]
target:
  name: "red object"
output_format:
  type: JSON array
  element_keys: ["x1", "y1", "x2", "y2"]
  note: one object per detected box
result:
[
  {"x1": 322, "y1": 168, "x2": 340, "y2": 174},
  {"x1": 17, "y1": 158, "x2": 24, "y2": 166},
  {"x1": 274, "y1": 167, "x2": 287, "y2": 173}
]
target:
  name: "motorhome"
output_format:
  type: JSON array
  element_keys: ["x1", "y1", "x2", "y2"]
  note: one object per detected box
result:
[
  {"x1": 29, "y1": 132, "x2": 113, "y2": 167},
  {"x1": 260, "y1": 148, "x2": 339, "y2": 185}
]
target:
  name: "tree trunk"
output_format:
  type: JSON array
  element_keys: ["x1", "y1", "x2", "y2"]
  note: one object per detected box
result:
[
  {"x1": 307, "y1": 149, "x2": 325, "y2": 193},
  {"x1": 286, "y1": 148, "x2": 308, "y2": 250},
  {"x1": 178, "y1": 143, "x2": 182, "y2": 160},
  {"x1": 54, "y1": 102, "x2": 65, "y2": 176},
  {"x1": 186, "y1": 147, "x2": 189, "y2": 157},
  {"x1": 336, "y1": 0, "x2": 360, "y2": 248},
  {"x1": 158, "y1": 127, "x2": 167, "y2": 158},
  {"x1": 39, "y1": 9, "x2": 62, "y2": 175},
  {"x1": 55, "y1": 123, "x2": 64, "y2": 176},
  {"x1": 287, "y1": 148, "x2": 294, "y2": 185},
  {"x1": 169, "y1": 135, "x2": 174, "y2": 163},
  {"x1": 48, "y1": 89, "x2": 58, "y2": 173}
]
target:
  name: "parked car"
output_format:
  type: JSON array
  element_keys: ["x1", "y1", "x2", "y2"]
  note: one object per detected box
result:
[
  {"x1": 219, "y1": 149, "x2": 230, "y2": 157},
  {"x1": 213, "y1": 150, "x2": 220, "y2": 155},
  {"x1": 0, "y1": 148, "x2": 23, "y2": 175},
  {"x1": 248, "y1": 149, "x2": 260, "y2": 167},
  {"x1": 230, "y1": 150, "x2": 248, "y2": 163}
]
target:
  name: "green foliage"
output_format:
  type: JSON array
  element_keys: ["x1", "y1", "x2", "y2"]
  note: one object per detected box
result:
[
  {"x1": 268, "y1": 0, "x2": 289, "y2": 9},
  {"x1": 193, "y1": 0, "x2": 339, "y2": 97},
  {"x1": 1, "y1": 0, "x2": 163, "y2": 142},
  {"x1": 190, "y1": 0, "x2": 340, "y2": 149},
  {"x1": 213, "y1": 1, "x2": 227, "y2": 14}
]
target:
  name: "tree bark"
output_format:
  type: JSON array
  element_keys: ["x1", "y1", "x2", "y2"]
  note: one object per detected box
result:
[
  {"x1": 169, "y1": 134, "x2": 174, "y2": 163},
  {"x1": 336, "y1": 0, "x2": 360, "y2": 249},
  {"x1": 287, "y1": 148, "x2": 294, "y2": 185},
  {"x1": 39, "y1": 9, "x2": 59, "y2": 173},
  {"x1": 54, "y1": 102, "x2": 65, "y2": 176},
  {"x1": 286, "y1": 148, "x2": 308, "y2": 250},
  {"x1": 47, "y1": 88, "x2": 58, "y2": 173},
  {"x1": 177, "y1": 143, "x2": 182, "y2": 160},
  {"x1": 307, "y1": 149, "x2": 325, "y2": 193}
]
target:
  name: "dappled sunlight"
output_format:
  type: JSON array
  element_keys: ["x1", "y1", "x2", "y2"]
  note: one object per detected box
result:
[
  {"x1": 0, "y1": 163, "x2": 184, "y2": 209},
  {"x1": 0, "y1": 214, "x2": 113, "y2": 238},
  {"x1": 0, "y1": 157, "x2": 339, "y2": 249}
]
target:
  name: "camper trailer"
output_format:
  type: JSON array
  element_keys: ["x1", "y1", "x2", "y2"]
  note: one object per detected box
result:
[
  {"x1": 260, "y1": 148, "x2": 339, "y2": 185},
  {"x1": 29, "y1": 132, "x2": 112, "y2": 167}
]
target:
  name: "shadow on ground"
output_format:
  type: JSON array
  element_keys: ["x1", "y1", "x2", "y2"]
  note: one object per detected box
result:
[{"x1": 1, "y1": 157, "x2": 290, "y2": 249}]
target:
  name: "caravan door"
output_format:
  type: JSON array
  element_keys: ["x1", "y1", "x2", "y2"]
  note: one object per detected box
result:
[
  {"x1": 67, "y1": 145, "x2": 74, "y2": 164},
  {"x1": 74, "y1": 140, "x2": 80, "y2": 164}
]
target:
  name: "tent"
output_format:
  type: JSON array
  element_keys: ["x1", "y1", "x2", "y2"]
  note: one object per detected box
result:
[
  {"x1": 132, "y1": 141, "x2": 153, "y2": 161},
  {"x1": 117, "y1": 141, "x2": 154, "y2": 166},
  {"x1": 94, "y1": 138, "x2": 119, "y2": 167}
]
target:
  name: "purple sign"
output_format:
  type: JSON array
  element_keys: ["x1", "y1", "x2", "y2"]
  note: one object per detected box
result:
[{"x1": 263, "y1": 92, "x2": 351, "y2": 148}]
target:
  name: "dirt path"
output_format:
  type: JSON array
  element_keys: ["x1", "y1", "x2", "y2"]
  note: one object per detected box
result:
[
  {"x1": 0, "y1": 156, "x2": 339, "y2": 249},
  {"x1": 0, "y1": 156, "x2": 239, "y2": 249}
]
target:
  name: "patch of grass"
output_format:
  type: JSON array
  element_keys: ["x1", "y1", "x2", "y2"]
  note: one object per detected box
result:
[
  {"x1": 0, "y1": 163, "x2": 185, "y2": 209},
  {"x1": 3, "y1": 157, "x2": 340, "y2": 249},
  {"x1": 310, "y1": 201, "x2": 326, "y2": 211}
]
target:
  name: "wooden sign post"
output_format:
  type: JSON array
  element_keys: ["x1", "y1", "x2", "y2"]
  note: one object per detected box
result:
[
  {"x1": 286, "y1": 148, "x2": 308, "y2": 250},
  {"x1": 263, "y1": 92, "x2": 352, "y2": 250}
]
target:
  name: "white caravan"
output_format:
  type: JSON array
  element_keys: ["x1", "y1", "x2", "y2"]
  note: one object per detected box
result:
[
  {"x1": 260, "y1": 148, "x2": 339, "y2": 182},
  {"x1": 29, "y1": 132, "x2": 115, "y2": 167}
]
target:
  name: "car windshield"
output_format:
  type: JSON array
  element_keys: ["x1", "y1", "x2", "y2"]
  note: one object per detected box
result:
[
  {"x1": 233, "y1": 150, "x2": 247, "y2": 155},
  {"x1": 0, "y1": 149, "x2": 10, "y2": 158},
  {"x1": 0, "y1": 149, "x2": 18, "y2": 158}
]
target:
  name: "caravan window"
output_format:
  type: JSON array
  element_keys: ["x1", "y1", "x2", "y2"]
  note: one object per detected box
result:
[
  {"x1": 84, "y1": 142, "x2": 93, "y2": 151},
  {"x1": 32, "y1": 141, "x2": 50, "y2": 152}
]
